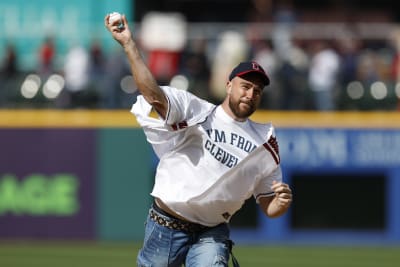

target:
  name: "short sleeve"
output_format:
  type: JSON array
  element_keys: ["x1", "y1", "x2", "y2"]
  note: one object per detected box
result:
[
  {"x1": 253, "y1": 164, "x2": 283, "y2": 203},
  {"x1": 161, "y1": 86, "x2": 215, "y2": 126},
  {"x1": 130, "y1": 86, "x2": 215, "y2": 158}
]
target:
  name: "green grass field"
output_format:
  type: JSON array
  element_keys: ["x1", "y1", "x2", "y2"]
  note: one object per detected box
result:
[{"x1": 0, "y1": 241, "x2": 399, "y2": 267}]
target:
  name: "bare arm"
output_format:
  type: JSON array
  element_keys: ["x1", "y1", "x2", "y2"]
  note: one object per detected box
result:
[
  {"x1": 259, "y1": 181, "x2": 292, "y2": 218},
  {"x1": 104, "y1": 14, "x2": 168, "y2": 119}
]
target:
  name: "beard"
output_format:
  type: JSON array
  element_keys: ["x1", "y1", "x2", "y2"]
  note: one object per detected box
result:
[{"x1": 228, "y1": 97, "x2": 256, "y2": 119}]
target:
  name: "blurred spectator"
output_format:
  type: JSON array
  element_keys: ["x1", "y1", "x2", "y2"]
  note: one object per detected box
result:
[
  {"x1": 354, "y1": 47, "x2": 392, "y2": 110},
  {"x1": 246, "y1": 0, "x2": 274, "y2": 23},
  {"x1": 89, "y1": 38, "x2": 105, "y2": 77},
  {"x1": 2, "y1": 43, "x2": 18, "y2": 77},
  {"x1": 275, "y1": 40, "x2": 309, "y2": 110},
  {"x1": 88, "y1": 38, "x2": 107, "y2": 107},
  {"x1": 308, "y1": 40, "x2": 340, "y2": 111},
  {"x1": 245, "y1": 0, "x2": 274, "y2": 57},
  {"x1": 0, "y1": 43, "x2": 18, "y2": 107},
  {"x1": 38, "y1": 36, "x2": 55, "y2": 76},
  {"x1": 101, "y1": 48, "x2": 131, "y2": 109},
  {"x1": 250, "y1": 40, "x2": 280, "y2": 109},
  {"x1": 59, "y1": 44, "x2": 91, "y2": 108},
  {"x1": 357, "y1": 50, "x2": 380, "y2": 86},
  {"x1": 269, "y1": 0, "x2": 310, "y2": 110},
  {"x1": 209, "y1": 30, "x2": 249, "y2": 103},
  {"x1": 274, "y1": 0, "x2": 297, "y2": 24},
  {"x1": 271, "y1": 0, "x2": 297, "y2": 62},
  {"x1": 245, "y1": 0, "x2": 302, "y2": 109},
  {"x1": 337, "y1": 36, "x2": 361, "y2": 86},
  {"x1": 335, "y1": 36, "x2": 362, "y2": 109},
  {"x1": 140, "y1": 12, "x2": 187, "y2": 85},
  {"x1": 389, "y1": 28, "x2": 400, "y2": 110},
  {"x1": 179, "y1": 38, "x2": 211, "y2": 99}
]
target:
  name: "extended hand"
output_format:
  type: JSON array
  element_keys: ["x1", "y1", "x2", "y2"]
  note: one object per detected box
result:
[
  {"x1": 271, "y1": 181, "x2": 292, "y2": 209},
  {"x1": 104, "y1": 14, "x2": 132, "y2": 47}
]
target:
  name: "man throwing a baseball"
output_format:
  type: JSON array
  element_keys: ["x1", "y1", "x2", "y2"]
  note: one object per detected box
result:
[{"x1": 105, "y1": 13, "x2": 292, "y2": 267}]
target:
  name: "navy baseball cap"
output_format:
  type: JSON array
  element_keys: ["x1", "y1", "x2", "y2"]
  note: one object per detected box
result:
[{"x1": 229, "y1": 61, "x2": 270, "y2": 86}]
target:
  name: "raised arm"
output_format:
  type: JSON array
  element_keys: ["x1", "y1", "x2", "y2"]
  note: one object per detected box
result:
[{"x1": 104, "y1": 13, "x2": 168, "y2": 119}]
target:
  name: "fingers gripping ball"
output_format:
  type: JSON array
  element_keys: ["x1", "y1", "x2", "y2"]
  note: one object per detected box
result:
[{"x1": 109, "y1": 12, "x2": 124, "y2": 30}]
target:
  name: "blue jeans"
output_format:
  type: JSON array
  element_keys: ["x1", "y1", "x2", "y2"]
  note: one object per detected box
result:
[{"x1": 137, "y1": 209, "x2": 234, "y2": 267}]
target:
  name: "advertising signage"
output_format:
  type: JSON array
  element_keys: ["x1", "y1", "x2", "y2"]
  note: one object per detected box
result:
[
  {"x1": 0, "y1": 129, "x2": 96, "y2": 239},
  {"x1": 277, "y1": 128, "x2": 400, "y2": 168}
]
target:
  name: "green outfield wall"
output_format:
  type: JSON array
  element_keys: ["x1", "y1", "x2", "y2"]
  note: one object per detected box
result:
[{"x1": 97, "y1": 129, "x2": 153, "y2": 240}]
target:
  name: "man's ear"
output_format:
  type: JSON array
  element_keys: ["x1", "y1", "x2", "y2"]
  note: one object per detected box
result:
[{"x1": 226, "y1": 81, "x2": 232, "y2": 94}]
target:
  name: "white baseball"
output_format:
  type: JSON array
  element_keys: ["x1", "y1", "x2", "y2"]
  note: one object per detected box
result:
[{"x1": 109, "y1": 12, "x2": 122, "y2": 26}]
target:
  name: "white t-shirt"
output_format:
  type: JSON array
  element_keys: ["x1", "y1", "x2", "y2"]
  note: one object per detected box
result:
[{"x1": 131, "y1": 86, "x2": 282, "y2": 226}]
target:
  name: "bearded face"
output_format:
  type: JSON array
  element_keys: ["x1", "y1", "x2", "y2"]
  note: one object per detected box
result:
[
  {"x1": 226, "y1": 74, "x2": 264, "y2": 121},
  {"x1": 228, "y1": 92, "x2": 256, "y2": 119}
]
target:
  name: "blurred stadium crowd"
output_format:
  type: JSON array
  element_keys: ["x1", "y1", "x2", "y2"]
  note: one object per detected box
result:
[{"x1": 1, "y1": 1, "x2": 400, "y2": 111}]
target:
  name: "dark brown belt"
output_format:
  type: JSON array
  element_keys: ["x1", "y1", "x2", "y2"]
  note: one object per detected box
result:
[{"x1": 150, "y1": 202, "x2": 209, "y2": 233}]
